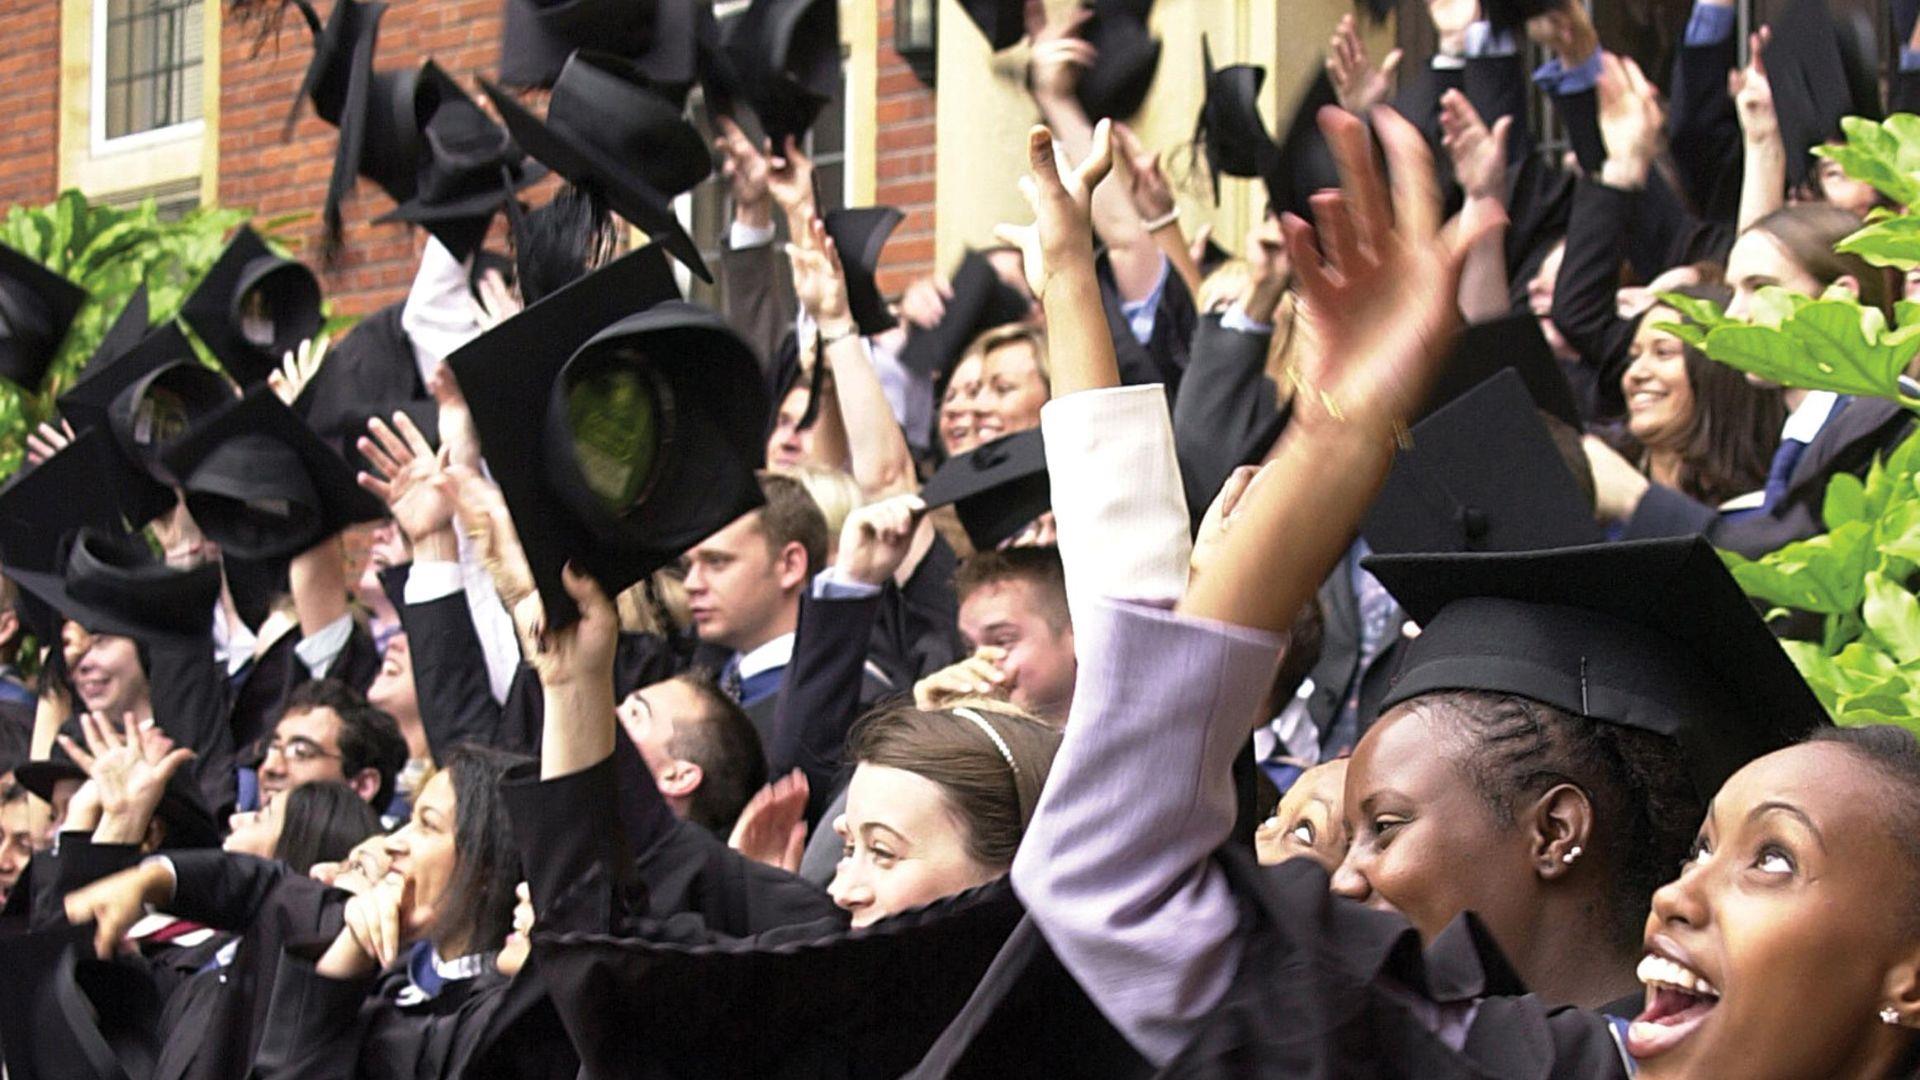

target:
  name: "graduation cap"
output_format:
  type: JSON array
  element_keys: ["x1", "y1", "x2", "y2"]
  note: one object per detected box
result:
[
  {"x1": 373, "y1": 62, "x2": 550, "y2": 262},
  {"x1": 498, "y1": 0, "x2": 656, "y2": 89},
  {"x1": 1195, "y1": 234, "x2": 1232, "y2": 277},
  {"x1": 58, "y1": 325, "x2": 238, "y2": 495},
  {"x1": 283, "y1": 0, "x2": 422, "y2": 243},
  {"x1": 73, "y1": 287, "x2": 149, "y2": 384},
  {"x1": 1765, "y1": 0, "x2": 1883, "y2": 189},
  {"x1": 958, "y1": 0, "x2": 1025, "y2": 50},
  {"x1": 1421, "y1": 312, "x2": 1581, "y2": 429},
  {"x1": 483, "y1": 53, "x2": 715, "y2": 282},
  {"x1": 0, "y1": 430, "x2": 153, "y2": 644},
  {"x1": 1074, "y1": 0, "x2": 1161, "y2": 122},
  {"x1": 626, "y1": 0, "x2": 721, "y2": 108},
  {"x1": 0, "y1": 242, "x2": 87, "y2": 393},
  {"x1": 919, "y1": 427, "x2": 1049, "y2": 550},
  {"x1": 160, "y1": 385, "x2": 388, "y2": 561},
  {"x1": 898, "y1": 252, "x2": 1033, "y2": 379},
  {"x1": 1365, "y1": 536, "x2": 1832, "y2": 802},
  {"x1": 5, "y1": 528, "x2": 221, "y2": 651},
  {"x1": 1195, "y1": 36, "x2": 1273, "y2": 204},
  {"x1": 726, "y1": 0, "x2": 842, "y2": 148},
  {"x1": 1261, "y1": 67, "x2": 1341, "y2": 220},
  {"x1": 0, "y1": 923, "x2": 165, "y2": 1080},
  {"x1": 1362, "y1": 369, "x2": 1603, "y2": 556},
  {"x1": 824, "y1": 206, "x2": 903, "y2": 337},
  {"x1": 177, "y1": 227, "x2": 324, "y2": 388},
  {"x1": 448, "y1": 245, "x2": 769, "y2": 627}
]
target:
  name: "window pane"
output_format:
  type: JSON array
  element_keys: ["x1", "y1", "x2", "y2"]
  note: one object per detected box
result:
[{"x1": 101, "y1": 0, "x2": 205, "y2": 140}]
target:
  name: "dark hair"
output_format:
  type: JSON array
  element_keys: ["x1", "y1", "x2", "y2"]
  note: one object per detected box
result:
[
  {"x1": 513, "y1": 183, "x2": 616, "y2": 305},
  {"x1": 1, "y1": 782, "x2": 25, "y2": 806},
  {"x1": 1406, "y1": 690, "x2": 1703, "y2": 951},
  {"x1": 1631, "y1": 283, "x2": 1786, "y2": 506},
  {"x1": 273, "y1": 780, "x2": 383, "y2": 876},
  {"x1": 666, "y1": 672, "x2": 767, "y2": 834},
  {"x1": 1748, "y1": 204, "x2": 1895, "y2": 319},
  {"x1": 0, "y1": 713, "x2": 26, "y2": 780},
  {"x1": 954, "y1": 546, "x2": 1070, "y2": 633},
  {"x1": 846, "y1": 704, "x2": 1062, "y2": 870},
  {"x1": 280, "y1": 679, "x2": 409, "y2": 810},
  {"x1": 432, "y1": 745, "x2": 530, "y2": 958},
  {"x1": 752, "y1": 472, "x2": 830, "y2": 580}
]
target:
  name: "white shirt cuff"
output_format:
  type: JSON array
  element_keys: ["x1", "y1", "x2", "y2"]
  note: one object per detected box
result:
[
  {"x1": 812, "y1": 568, "x2": 884, "y2": 599},
  {"x1": 1220, "y1": 305, "x2": 1274, "y2": 336},
  {"x1": 402, "y1": 561, "x2": 465, "y2": 605},
  {"x1": 293, "y1": 614, "x2": 355, "y2": 680}
]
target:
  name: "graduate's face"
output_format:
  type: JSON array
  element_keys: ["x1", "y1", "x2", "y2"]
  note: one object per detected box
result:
[
  {"x1": 1630, "y1": 742, "x2": 1920, "y2": 1079},
  {"x1": 0, "y1": 795, "x2": 32, "y2": 902},
  {"x1": 384, "y1": 769, "x2": 456, "y2": 925},
  {"x1": 957, "y1": 580, "x2": 1075, "y2": 722},
  {"x1": 684, "y1": 511, "x2": 801, "y2": 654},
  {"x1": 1814, "y1": 157, "x2": 1879, "y2": 220},
  {"x1": 766, "y1": 385, "x2": 815, "y2": 469},
  {"x1": 223, "y1": 789, "x2": 286, "y2": 859},
  {"x1": 258, "y1": 706, "x2": 351, "y2": 801},
  {"x1": 974, "y1": 341, "x2": 1047, "y2": 443},
  {"x1": 73, "y1": 634, "x2": 148, "y2": 719},
  {"x1": 1255, "y1": 759, "x2": 1351, "y2": 871},
  {"x1": 1623, "y1": 308, "x2": 1695, "y2": 451},
  {"x1": 1724, "y1": 231, "x2": 1825, "y2": 321},
  {"x1": 940, "y1": 354, "x2": 986, "y2": 457},
  {"x1": 828, "y1": 763, "x2": 1000, "y2": 928},
  {"x1": 1333, "y1": 706, "x2": 1536, "y2": 945},
  {"x1": 367, "y1": 634, "x2": 419, "y2": 724},
  {"x1": 618, "y1": 678, "x2": 706, "y2": 799}
]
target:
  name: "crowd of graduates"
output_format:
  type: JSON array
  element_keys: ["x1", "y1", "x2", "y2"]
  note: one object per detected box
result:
[{"x1": 6, "y1": 0, "x2": 1920, "y2": 1075}]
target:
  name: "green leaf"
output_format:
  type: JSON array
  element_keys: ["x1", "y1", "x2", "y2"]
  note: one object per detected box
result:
[
  {"x1": 1724, "y1": 521, "x2": 1875, "y2": 614},
  {"x1": 1815, "y1": 114, "x2": 1920, "y2": 208},
  {"x1": 1864, "y1": 570, "x2": 1920, "y2": 662},
  {"x1": 1838, "y1": 215, "x2": 1920, "y2": 270},
  {"x1": 1824, "y1": 472, "x2": 1867, "y2": 531},
  {"x1": 1699, "y1": 295, "x2": 1920, "y2": 403}
]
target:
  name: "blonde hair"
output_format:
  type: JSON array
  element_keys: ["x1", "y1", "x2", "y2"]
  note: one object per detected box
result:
[
  {"x1": 965, "y1": 323, "x2": 1051, "y2": 388},
  {"x1": 767, "y1": 464, "x2": 864, "y2": 557},
  {"x1": 616, "y1": 570, "x2": 691, "y2": 636}
]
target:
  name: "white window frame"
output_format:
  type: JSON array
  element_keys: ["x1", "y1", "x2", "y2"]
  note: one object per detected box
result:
[{"x1": 90, "y1": 0, "x2": 207, "y2": 155}]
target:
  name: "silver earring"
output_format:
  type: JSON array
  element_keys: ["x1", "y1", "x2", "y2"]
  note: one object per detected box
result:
[
  {"x1": 1881, "y1": 1007, "x2": 1902, "y2": 1026},
  {"x1": 1560, "y1": 846, "x2": 1583, "y2": 866}
]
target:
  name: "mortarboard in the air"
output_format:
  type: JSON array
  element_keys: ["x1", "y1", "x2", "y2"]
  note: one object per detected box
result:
[
  {"x1": 448, "y1": 244, "x2": 769, "y2": 628},
  {"x1": 1364, "y1": 535, "x2": 1832, "y2": 802},
  {"x1": 283, "y1": 0, "x2": 422, "y2": 243},
  {"x1": 919, "y1": 428, "x2": 1050, "y2": 550},
  {"x1": 1765, "y1": 0, "x2": 1883, "y2": 189},
  {"x1": 160, "y1": 385, "x2": 388, "y2": 561},
  {"x1": 623, "y1": 0, "x2": 721, "y2": 108},
  {"x1": 1260, "y1": 67, "x2": 1341, "y2": 221},
  {"x1": 824, "y1": 206, "x2": 904, "y2": 337},
  {"x1": 0, "y1": 242, "x2": 88, "y2": 394},
  {"x1": 5, "y1": 528, "x2": 223, "y2": 652},
  {"x1": 57, "y1": 324, "x2": 236, "y2": 493},
  {"x1": 529, "y1": 879, "x2": 1025, "y2": 1080},
  {"x1": 1420, "y1": 312, "x2": 1581, "y2": 429},
  {"x1": 1074, "y1": 0, "x2": 1161, "y2": 122},
  {"x1": 72, "y1": 286, "x2": 148, "y2": 385},
  {"x1": 498, "y1": 0, "x2": 655, "y2": 89},
  {"x1": 0, "y1": 922, "x2": 166, "y2": 1080},
  {"x1": 958, "y1": 0, "x2": 1026, "y2": 50},
  {"x1": 0, "y1": 430, "x2": 157, "y2": 643},
  {"x1": 373, "y1": 61, "x2": 550, "y2": 262},
  {"x1": 1196, "y1": 35, "x2": 1274, "y2": 204},
  {"x1": 483, "y1": 53, "x2": 715, "y2": 282},
  {"x1": 726, "y1": 0, "x2": 842, "y2": 149},
  {"x1": 177, "y1": 226, "x2": 324, "y2": 388},
  {"x1": 898, "y1": 251, "x2": 1033, "y2": 379},
  {"x1": 1362, "y1": 368, "x2": 1603, "y2": 556}
]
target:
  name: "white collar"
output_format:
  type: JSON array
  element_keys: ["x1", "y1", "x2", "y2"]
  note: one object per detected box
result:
[
  {"x1": 1781, "y1": 390, "x2": 1839, "y2": 444},
  {"x1": 211, "y1": 602, "x2": 256, "y2": 677},
  {"x1": 736, "y1": 631, "x2": 796, "y2": 680}
]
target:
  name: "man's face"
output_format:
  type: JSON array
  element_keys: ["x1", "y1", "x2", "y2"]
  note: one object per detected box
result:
[
  {"x1": 684, "y1": 513, "x2": 796, "y2": 653},
  {"x1": 74, "y1": 634, "x2": 149, "y2": 719},
  {"x1": 367, "y1": 635, "x2": 418, "y2": 724},
  {"x1": 617, "y1": 678, "x2": 705, "y2": 782},
  {"x1": 258, "y1": 706, "x2": 351, "y2": 801},
  {"x1": 957, "y1": 580, "x2": 1076, "y2": 722},
  {"x1": 0, "y1": 797, "x2": 33, "y2": 901}
]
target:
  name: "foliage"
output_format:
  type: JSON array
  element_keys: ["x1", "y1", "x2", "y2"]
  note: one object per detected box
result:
[
  {"x1": 0, "y1": 191, "x2": 309, "y2": 477},
  {"x1": 1817, "y1": 116, "x2": 1920, "y2": 270}
]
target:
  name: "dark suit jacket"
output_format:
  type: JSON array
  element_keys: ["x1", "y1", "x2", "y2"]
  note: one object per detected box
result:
[
  {"x1": 1173, "y1": 314, "x2": 1285, "y2": 525},
  {"x1": 1300, "y1": 556, "x2": 1403, "y2": 757},
  {"x1": 1624, "y1": 395, "x2": 1916, "y2": 559},
  {"x1": 720, "y1": 239, "x2": 798, "y2": 383},
  {"x1": 1551, "y1": 178, "x2": 1640, "y2": 421}
]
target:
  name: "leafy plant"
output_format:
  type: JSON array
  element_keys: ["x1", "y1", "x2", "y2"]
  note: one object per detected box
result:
[{"x1": 0, "y1": 191, "x2": 310, "y2": 477}]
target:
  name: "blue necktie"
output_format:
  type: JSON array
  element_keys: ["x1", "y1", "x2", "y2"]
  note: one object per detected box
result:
[
  {"x1": 1761, "y1": 438, "x2": 1809, "y2": 512},
  {"x1": 719, "y1": 657, "x2": 744, "y2": 702}
]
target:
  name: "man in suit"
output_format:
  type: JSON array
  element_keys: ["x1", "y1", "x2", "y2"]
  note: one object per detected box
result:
[
  {"x1": 254, "y1": 679, "x2": 409, "y2": 812},
  {"x1": 686, "y1": 473, "x2": 830, "y2": 741}
]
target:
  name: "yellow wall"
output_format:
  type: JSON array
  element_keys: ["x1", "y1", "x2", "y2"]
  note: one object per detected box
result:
[
  {"x1": 58, "y1": 0, "x2": 221, "y2": 205},
  {"x1": 933, "y1": 0, "x2": 1390, "y2": 271}
]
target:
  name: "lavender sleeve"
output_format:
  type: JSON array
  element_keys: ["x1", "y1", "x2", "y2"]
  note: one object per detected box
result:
[{"x1": 1011, "y1": 595, "x2": 1284, "y2": 1066}]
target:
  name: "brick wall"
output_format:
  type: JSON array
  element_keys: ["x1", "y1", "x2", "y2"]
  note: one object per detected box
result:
[
  {"x1": 218, "y1": 0, "x2": 511, "y2": 316},
  {"x1": 872, "y1": 2, "x2": 938, "y2": 293},
  {"x1": 0, "y1": 0, "x2": 62, "y2": 210}
]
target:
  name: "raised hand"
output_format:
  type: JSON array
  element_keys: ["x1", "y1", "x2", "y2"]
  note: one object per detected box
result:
[
  {"x1": 515, "y1": 563, "x2": 619, "y2": 691},
  {"x1": 833, "y1": 494, "x2": 927, "y2": 586},
  {"x1": 993, "y1": 121, "x2": 1114, "y2": 300},
  {"x1": 471, "y1": 267, "x2": 523, "y2": 332},
  {"x1": 1111, "y1": 123, "x2": 1177, "y2": 224},
  {"x1": 1438, "y1": 88, "x2": 1511, "y2": 201},
  {"x1": 1597, "y1": 52, "x2": 1664, "y2": 190},
  {"x1": 1027, "y1": 8, "x2": 1096, "y2": 104},
  {"x1": 786, "y1": 217, "x2": 854, "y2": 333},
  {"x1": 1189, "y1": 464, "x2": 1261, "y2": 588},
  {"x1": 1730, "y1": 27, "x2": 1777, "y2": 143},
  {"x1": 24, "y1": 418, "x2": 75, "y2": 467},
  {"x1": 357, "y1": 412, "x2": 455, "y2": 546},
  {"x1": 323, "y1": 871, "x2": 430, "y2": 977},
  {"x1": 1428, "y1": 0, "x2": 1479, "y2": 56},
  {"x1": 428, "y1": 363, "x2": 482, "y2": 473},
  {"x1": 1327, "y1": 14, "x2": 1403, "y2": 115},
  {"x1": 766, "y1": 135, "x2": 817, "y2": 233},
  {"x1": 729, "y1": 768, "x2": 811, "y2": 873},
  {"x1": 899, "y1": 274, "x2": 952, "y2": 330},
  {"x1": 269, "y1": 334, "x2": 329, "y2": 406},
  {"x1": 60, "y1": 711, "x2": 195, "y2": 843},
  {"x1": 913, "y1": 648, "x2": 1011, "y2": 709},
  {"x1": 442, "y1": 464, "x2": 534, "y2": 611},
  {"x1": 713, "y1": 114, "x2": 773, "y2": 229}
]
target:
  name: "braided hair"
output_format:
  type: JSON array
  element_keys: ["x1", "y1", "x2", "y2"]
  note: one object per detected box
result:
[{"x1": 1408, "y1": 690, "x2": 1702, "y2": 951}]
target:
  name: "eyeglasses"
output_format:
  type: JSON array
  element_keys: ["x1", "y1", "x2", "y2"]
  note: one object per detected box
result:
[{"x1": 262, "y1": 737, "x2": 341, "y2": 766}]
